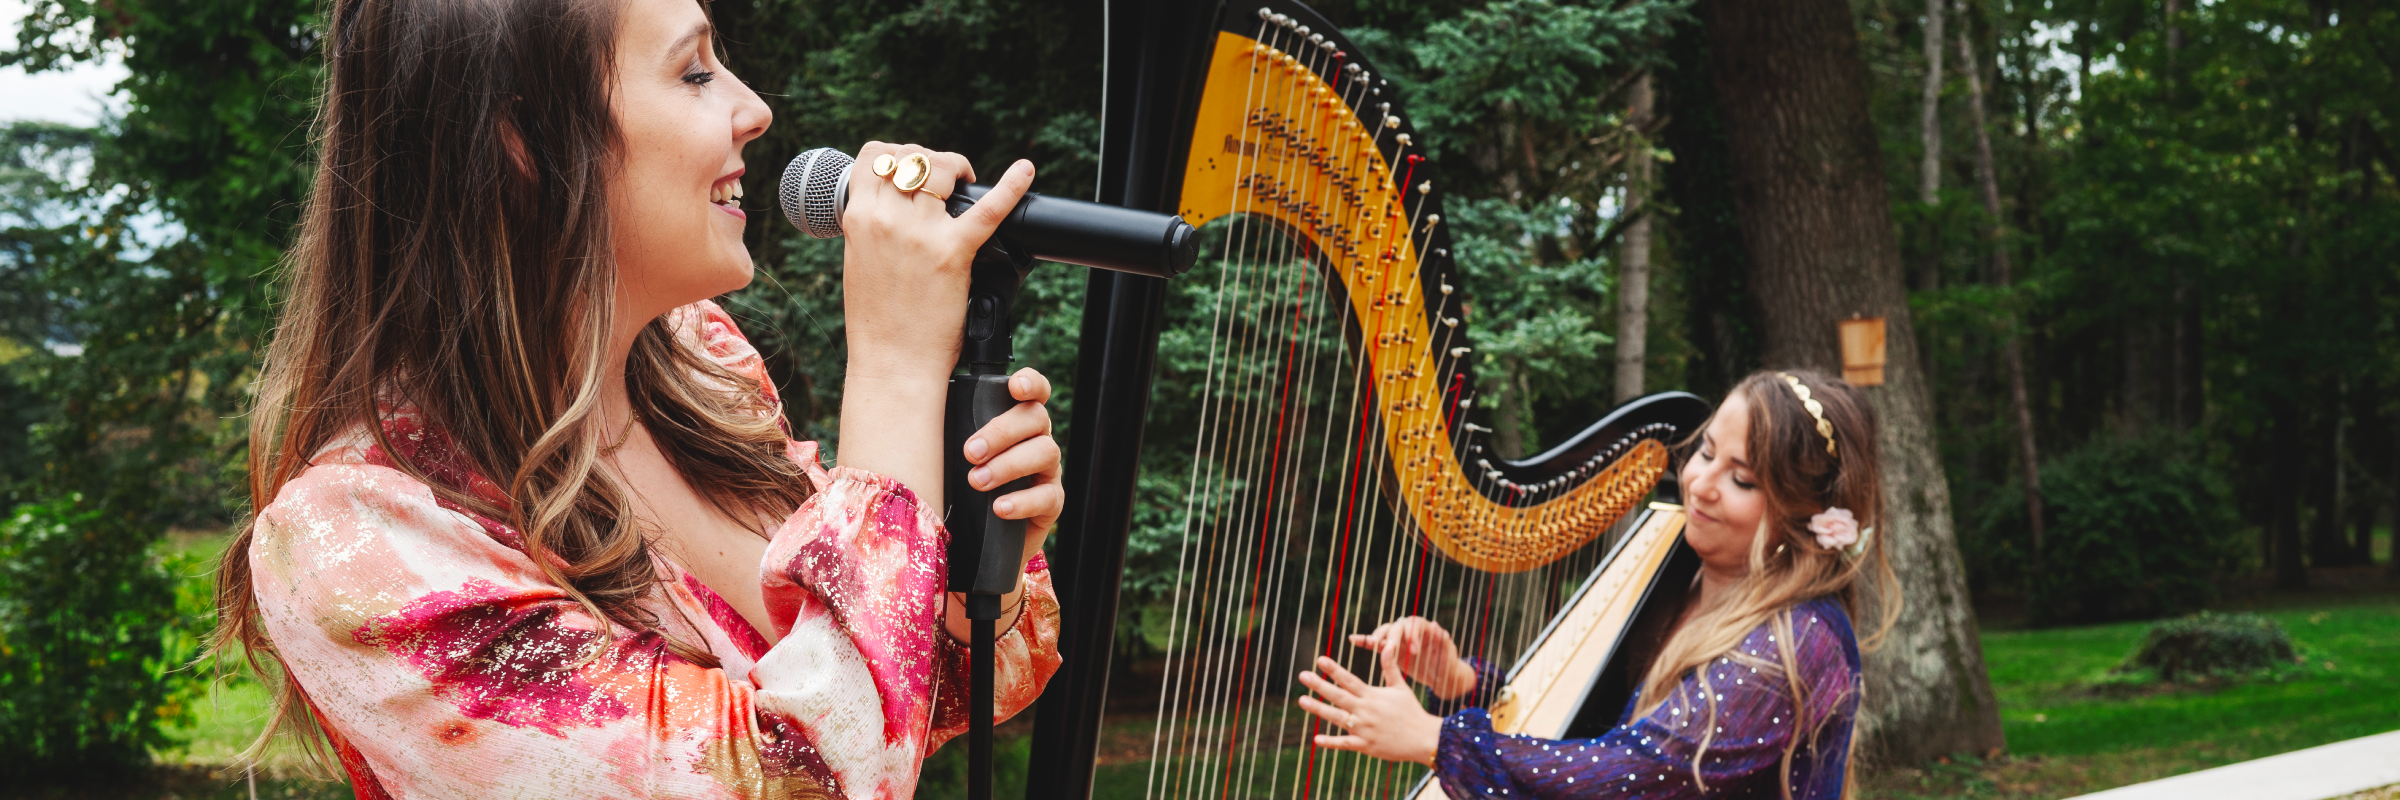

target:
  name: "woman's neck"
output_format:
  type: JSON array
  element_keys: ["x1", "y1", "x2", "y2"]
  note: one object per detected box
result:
[{"x1": 597, "y1": 303, "x2": 649, "y2": 433}]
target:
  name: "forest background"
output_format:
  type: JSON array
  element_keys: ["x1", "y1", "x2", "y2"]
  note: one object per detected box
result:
[{"x1": 0, "y1": 0, "x2": 2394, "y2": 786}]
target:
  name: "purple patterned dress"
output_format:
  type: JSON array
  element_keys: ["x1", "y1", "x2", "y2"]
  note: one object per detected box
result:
[{"x1": 1432, "y1": 597, "x2": 1861, "y2": 799}]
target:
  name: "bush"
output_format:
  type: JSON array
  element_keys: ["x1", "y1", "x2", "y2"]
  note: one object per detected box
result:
[
  {"x1": 0, "y1": 495, "x2": 202, "y2": 777},
  {"x1": 2117, "y1": 611, "x2": 2298, "y2": 682},
  {"x1": 1972, "y1": 435, "x2": 2247, "y2": 626}
]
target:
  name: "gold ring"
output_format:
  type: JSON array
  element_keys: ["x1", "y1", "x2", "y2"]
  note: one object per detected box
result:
[
  {"x1": 871, "y1": 153, "x2": 897, "y2": 178},
  {"x1": 892, "y1": 153, "x2": 932, "y2": 193}
]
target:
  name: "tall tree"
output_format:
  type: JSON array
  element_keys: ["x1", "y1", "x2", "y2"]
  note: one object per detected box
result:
[
  {"x1": 1954, "y1": 7, "x2": 2045, "y2": 581},
  {"x1": 1697, "y1": 0, "x2": 2004, "y2": 765},
  {"x1": 1917, "y1": 0, "x2": 1944, "y2": 210},
  {"x1": 1615, "y1": 74, "x2": 1656, "y2": 404}
]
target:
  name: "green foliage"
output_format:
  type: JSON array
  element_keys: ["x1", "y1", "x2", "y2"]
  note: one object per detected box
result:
[
  {"x1": 2116, "y1": 611, "x2": 2298, "y2": 683},
  {"x1": 1972, "y1": 435, "x2": 2246, "y2": 625},
  {"x1": 0, "y1": 495, "x2": 205, "y2": 776}
]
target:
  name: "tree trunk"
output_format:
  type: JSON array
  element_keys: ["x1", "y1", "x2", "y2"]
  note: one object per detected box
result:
[
  {"x1": 1617, "y1": 74, "x2": 1656, "y2": 404},
  {"x1": 1918, "y1": 0, "x2": 1945, "y2": 208},
  {"x1": 1957, "y1": 17, "x2": 2045, "y2": 576},
  {"x1": 1700, "y1": 0, "x2": 2005, "y2": 766}
]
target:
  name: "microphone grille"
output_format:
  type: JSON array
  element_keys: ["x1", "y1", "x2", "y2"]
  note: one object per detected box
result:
[{"x1": 780, "y1": 147, "x2": 853, "y2": 239}]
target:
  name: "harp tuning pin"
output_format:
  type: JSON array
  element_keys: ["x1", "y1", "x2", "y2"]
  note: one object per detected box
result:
[
  {"x1": 1417, "y1": 181, "x2": 1432, "y2": 193},
  {"x1": 1346, "y1": 64, "x2": 1362, "y2": 74},
  {"x1": 1274, "y1": 13, "x2": 1291, "y2": 26},
  {"x1": 1384, "y1": 116, "x2": 1402, "y2": 129},
  {"x1": 1396, "y1": 133, "x2": 1412, "y2": 146},
  {"x1": 1440, "y1": 282, "x2": 1454, "y2": 295},
  {"x1": 1297, "y1": 24, "x2": 1311, "y2": 35},
  {"x1": 1258, "y1": 7, "x2": 1274, "y2": 20},
  {"x1": 1465, "y1": 422, "x2": 1489, "y2": 432},
  {"x1": 1311, "y1": 33, "x2": 1325, "y2": 44},
  {"x1": 1450, "y1": 346, "x2": 1471, "y2": 357},
  {"x1": 1436, "y1": 248, "x2": 1449, "y2": 257},
  {"x1": 1477, "y1": 459, "x2": 1494, "y2": 469},
  {"x1": 1443, "y1": 316, "x2": 1459, "y2": 327},
  {"x1": 1425, "y1": 214, "x2": 1442, "y2": 226}
]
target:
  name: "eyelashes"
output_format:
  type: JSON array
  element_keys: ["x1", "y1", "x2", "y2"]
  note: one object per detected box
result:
[{"x1": 683, "y1": 70, "x2": 717, "y2": 86}]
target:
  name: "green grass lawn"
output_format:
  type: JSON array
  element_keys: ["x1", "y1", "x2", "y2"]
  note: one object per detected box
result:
[{"x1": 1866, "y1": 591, "x2": 2400, "y2": 799}]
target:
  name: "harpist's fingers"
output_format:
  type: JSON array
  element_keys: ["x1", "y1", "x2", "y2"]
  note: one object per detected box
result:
[
  {"x1": 1296, "y1": 692, "x2": 1354, "y2": 725},
  {"x1": 1317, "y1": 655, "x2": 1372, "y2": 694},
  {"x1": 1313, "y1": 734, "x2": 1369, "y2": 752},
  {"x1": 1297, "y1": 669, "x2": 1360, "y2": 708},
  {"x1": 1380, "y1": 644, "x2": 1409, "y2": 688}
]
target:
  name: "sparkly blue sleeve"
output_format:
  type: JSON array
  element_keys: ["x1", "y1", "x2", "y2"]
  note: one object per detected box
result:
[
  {"x1": 1427, "y1": 656, "x2": 1507, "y2": 717},
  {"x1": 1431, "y1": 599, "x2": 1862, "y2": 800}
]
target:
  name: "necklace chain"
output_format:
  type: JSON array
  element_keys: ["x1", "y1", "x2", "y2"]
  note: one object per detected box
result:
[{"x1": 601, "y1": 411, "x2": 640, "y2": 456}]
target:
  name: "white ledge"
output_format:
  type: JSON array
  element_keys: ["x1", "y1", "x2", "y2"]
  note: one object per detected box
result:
[{"x1": 2066, "y1": 729, "x2": 2400, "y2": 800}]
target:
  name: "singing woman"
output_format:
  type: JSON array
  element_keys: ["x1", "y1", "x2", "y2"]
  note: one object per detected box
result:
[
  {"x1": 210, "y1": 0, "x2": 1060, "y2": 794},
  {"x1": 1295, "y1": 370, "x2": 1899, "y2": 800}
]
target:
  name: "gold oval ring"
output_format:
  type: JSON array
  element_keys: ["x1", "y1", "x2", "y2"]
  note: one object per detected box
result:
[
  {"x1": 892, "y1": 153, "x2": 932, "y2": 193},
  {"x1": 870, "y1": 153, "x2": 897, "y2": 178}
]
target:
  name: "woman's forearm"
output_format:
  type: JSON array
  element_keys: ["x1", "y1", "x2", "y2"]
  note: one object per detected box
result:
[{"x1": 835, "y1": 365, "x2": 950, "y2": 512}]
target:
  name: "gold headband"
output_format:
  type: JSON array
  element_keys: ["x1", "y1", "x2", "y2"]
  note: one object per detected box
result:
[{"x1": 1778, "y1": 372, "x2": 1837, "y2": 457}]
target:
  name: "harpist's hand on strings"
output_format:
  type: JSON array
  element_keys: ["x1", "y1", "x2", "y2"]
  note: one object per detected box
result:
[
  {"x1": 1350, "y1": 616, "x2": 1477, "y2": 700},
  {"x1": 1297, "y1": 651, "x2": 1441, "y2": 765}
]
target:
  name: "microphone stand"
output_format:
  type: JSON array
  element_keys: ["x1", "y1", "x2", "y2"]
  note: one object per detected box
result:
[{"x1": 941, "y1": 195, "x2": 1038, "y2": 800}]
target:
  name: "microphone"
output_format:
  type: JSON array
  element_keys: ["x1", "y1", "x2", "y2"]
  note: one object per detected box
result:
[{"x1": 778, "y1": 147, "x2": 1198, "y2": 278}]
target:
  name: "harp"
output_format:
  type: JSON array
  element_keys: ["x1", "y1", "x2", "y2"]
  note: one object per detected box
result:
[{"x1": 1025, "y1": 1, "x2": 1714, "y2": 797}]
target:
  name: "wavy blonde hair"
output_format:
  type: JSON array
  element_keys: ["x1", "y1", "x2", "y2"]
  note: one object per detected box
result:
[
  {"x1": 1634, "y1": 370, "x2": 1901, "y2": 798},
  {"x1": 209, "y1": 0, "x2": 811, "y2": 770}
]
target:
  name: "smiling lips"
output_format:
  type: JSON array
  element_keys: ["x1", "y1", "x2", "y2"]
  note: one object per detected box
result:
[{"x1": 711, "y1": 176, "x2": 745, "y2": 219}]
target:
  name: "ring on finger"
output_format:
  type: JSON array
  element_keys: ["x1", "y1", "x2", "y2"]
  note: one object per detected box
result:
[{"x1": 891, "y1": 153, "x2": 932, "y2": 193}]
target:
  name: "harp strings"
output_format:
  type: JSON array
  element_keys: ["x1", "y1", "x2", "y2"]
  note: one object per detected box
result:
[{"x1": 1138, "y1": 16, "x2": 1632, "y2": 799}]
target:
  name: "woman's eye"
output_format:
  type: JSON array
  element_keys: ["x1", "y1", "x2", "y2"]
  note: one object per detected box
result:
[
  {"x1": 1731, "y1": 475, "x2": 1756, "y2": 490},
  {"x1": 683, "y1": 69, "x2": 716, "y2": 86}
]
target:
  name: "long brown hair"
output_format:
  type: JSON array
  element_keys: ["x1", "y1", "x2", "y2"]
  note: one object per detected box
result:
[
  {"x1": 211, "y1": 0, "x2": 810, "y2": 766},
  {"x1": 1638, "y1": 369, "x2": 1900, "y2": 797}
]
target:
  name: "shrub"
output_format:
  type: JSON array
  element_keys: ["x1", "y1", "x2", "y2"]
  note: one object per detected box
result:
[
  {"x1": 2117, "y1": 611, "x2": 2298, "y2": 682},
  {"x1": 0, "y1": 494, "x2": 201, "y2": 777},
  {"x1": 1972, "y1": 434, "x2": 2247, "y2": 625}
]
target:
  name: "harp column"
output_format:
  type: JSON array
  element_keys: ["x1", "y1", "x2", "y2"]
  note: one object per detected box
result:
[{"x1": 1024, "y1": 1, "x2": 1216, "y2": 797}]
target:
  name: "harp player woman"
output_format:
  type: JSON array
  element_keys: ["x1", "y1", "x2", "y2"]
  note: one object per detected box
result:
[
  {"x1": 209, "y1": 0, "x2": 1062, "y2": 793},
  {"x1": 1296, "y1": 370, "x2": 1900, "y2": 800}
]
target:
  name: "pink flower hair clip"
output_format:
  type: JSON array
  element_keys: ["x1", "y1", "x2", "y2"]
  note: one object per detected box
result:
[{"x1": 1808, "y1": 507, "x2": 1873, "y2": 556}]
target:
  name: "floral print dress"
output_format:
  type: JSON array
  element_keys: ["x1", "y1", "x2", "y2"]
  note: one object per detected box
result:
[{"x1": 248, "y1": 301, "x2": 1060, "y2": 800}]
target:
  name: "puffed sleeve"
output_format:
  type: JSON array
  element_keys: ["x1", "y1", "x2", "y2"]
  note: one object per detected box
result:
[
  {"x1": 252, "y1": 464, "x2": 847, "y2": 800},
  {"x1": 689, "y1": 300, "x2": 1059, "y2": 770},
  {"x1": 1431, "y1": 601, "x2": 1861, "y2": 800}
]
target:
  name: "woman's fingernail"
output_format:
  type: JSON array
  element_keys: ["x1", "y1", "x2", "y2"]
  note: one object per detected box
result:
[
  {"x1": 966, "y1": 437, "x2": 988, "y2": 459},
  {"x1": 995, "y1": 497, "x2": 1015, "y2": 515},
  {"x1": 970, "y1": 467, "x2": 990, "y2": 487},
  {"x1": 1012, "y1": 375, "x2": 1028, "y2": 395}
]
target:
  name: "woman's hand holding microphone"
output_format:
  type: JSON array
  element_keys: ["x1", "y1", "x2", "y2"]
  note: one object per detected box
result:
[{"x1": 832, "y1": 142, "x2": 1060, "y2": 640}]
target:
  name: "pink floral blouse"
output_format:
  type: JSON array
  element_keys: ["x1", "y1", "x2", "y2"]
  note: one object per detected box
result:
[{"x1": 248, "y1": 301, "x2": 1061, "y2": 800}]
